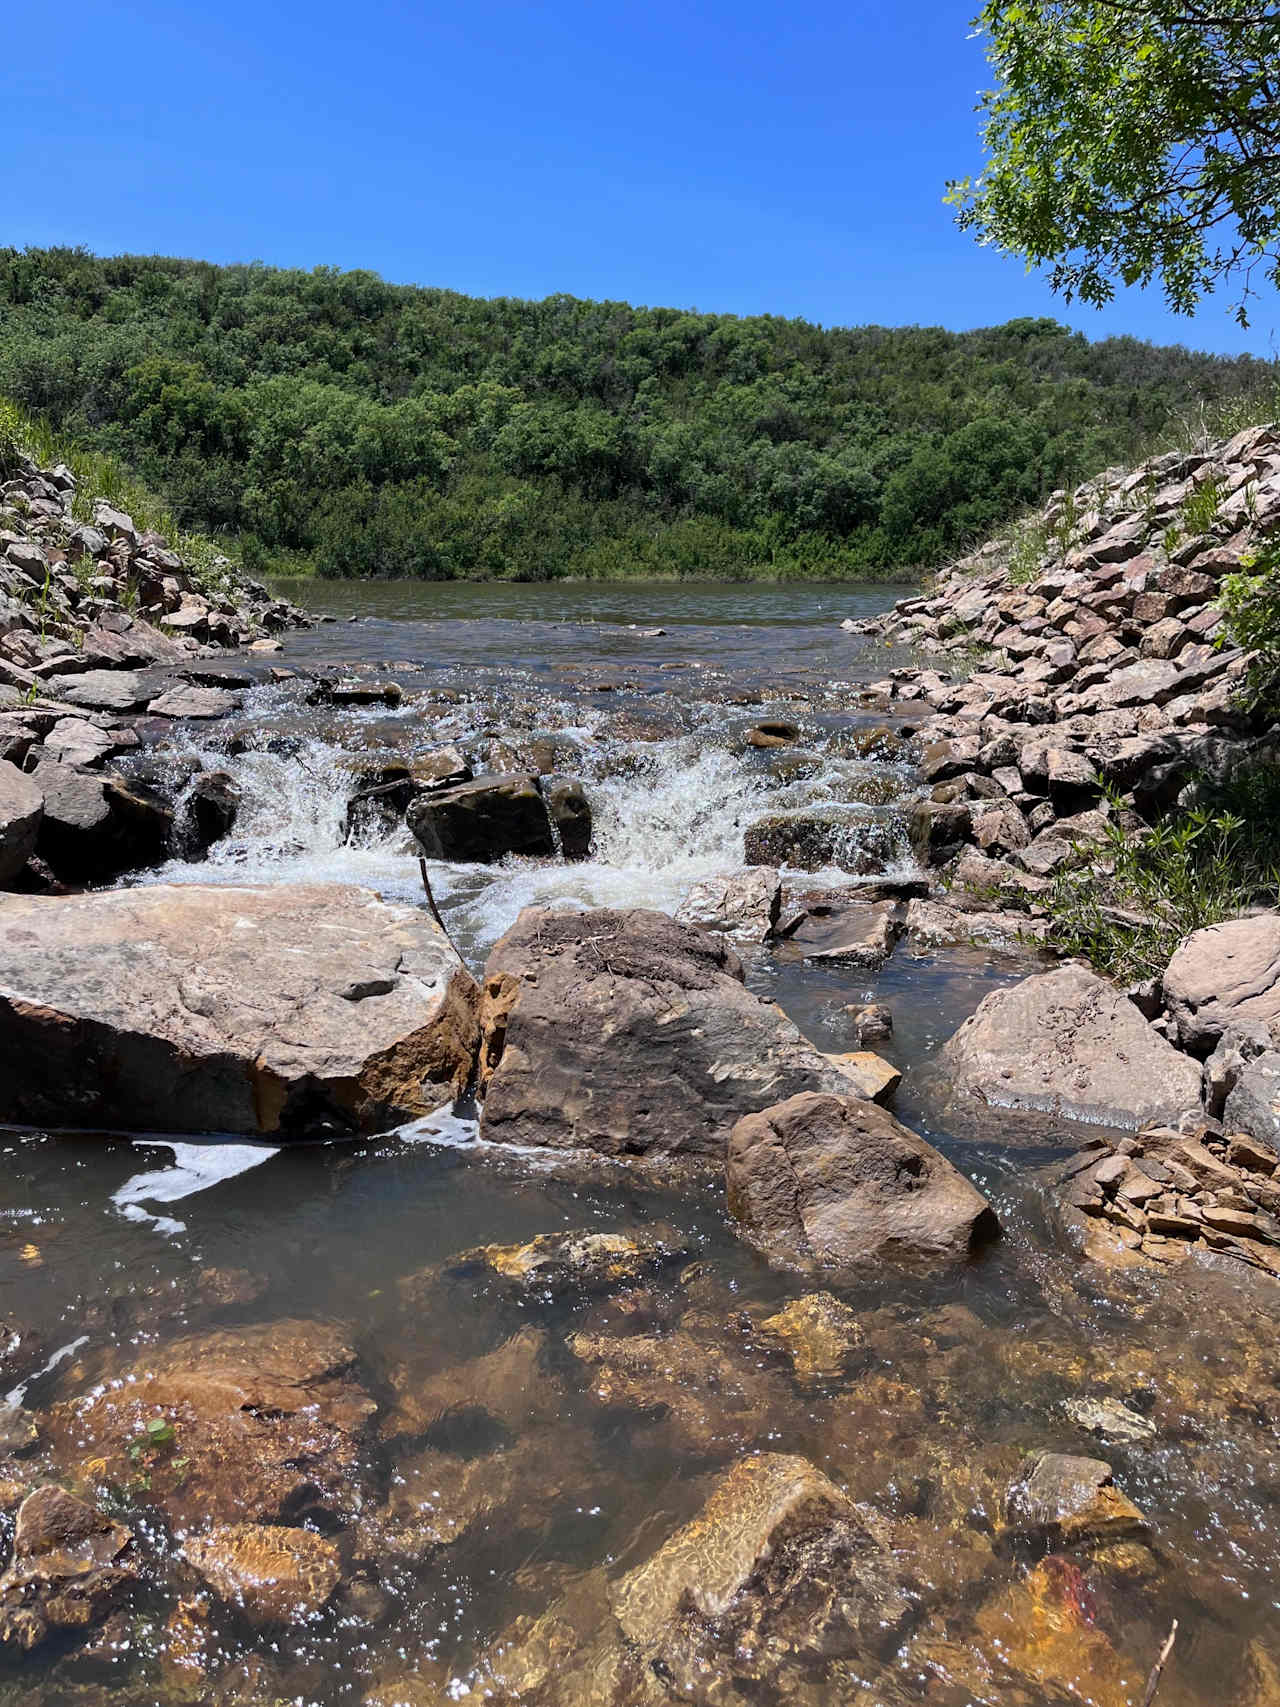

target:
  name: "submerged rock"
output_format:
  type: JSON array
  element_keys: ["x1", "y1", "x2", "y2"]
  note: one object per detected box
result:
[
  {"x1": 476, "y1": 906, "x2": 852, "y2": 1159},
  {"x1": 1005, "y1": 1453, "x2": 1149, "y2": 1551},
  {"x1": 944, "y1": 963, "x2": 1203, "y2": 1130},
  {"x1": 727, "y1": 1091, "x2": 998, "y2": 1267},
  {"x1": 449, "y1": 1228, "x2": 686, "y2": 1298},
  {"x1": 184, "y1": 1524, "x2": 341, "y2": 1628},
  {"x1": 759, "y1": 1292, "x2": 864, "y2": 1379},
  {"x1": 0, "y1": 1486, "x2": 134, "y2": 1651},
  {"x1": 0, "y1": 883, "x2": 480, "y2": 1136}
]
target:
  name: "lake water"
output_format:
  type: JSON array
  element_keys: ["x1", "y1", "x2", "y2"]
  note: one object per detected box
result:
[{"x1": 3, "y1": 580, "x2": 1279, "y2": 1707}]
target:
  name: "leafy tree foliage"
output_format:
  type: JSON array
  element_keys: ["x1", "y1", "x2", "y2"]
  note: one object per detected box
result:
[
  {"x1": 0, "y1": 248, "x2": 1269, "y2": 578},
  {"x1": 950, "y1": 0, "x2": 1280, "y2": 324}
]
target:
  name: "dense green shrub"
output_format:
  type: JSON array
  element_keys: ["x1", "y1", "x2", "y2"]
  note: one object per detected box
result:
[{"x1": 0, "y1": 248, "x2": 1272, "y2": 580}]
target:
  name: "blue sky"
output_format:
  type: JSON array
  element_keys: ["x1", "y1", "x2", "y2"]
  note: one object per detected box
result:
[{"x1": 5, "y1": 0, "x2": 1276, "y2": 357}]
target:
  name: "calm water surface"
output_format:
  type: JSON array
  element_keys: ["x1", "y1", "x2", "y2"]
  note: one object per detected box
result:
[{"x1": 2, "y1": 581, "x2": 1278, "y2": 1707}]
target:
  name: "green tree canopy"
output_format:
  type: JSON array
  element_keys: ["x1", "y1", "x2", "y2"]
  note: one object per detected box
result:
[{"x1": 949, "y1": 0, "x2": 1280, "y2": 324}]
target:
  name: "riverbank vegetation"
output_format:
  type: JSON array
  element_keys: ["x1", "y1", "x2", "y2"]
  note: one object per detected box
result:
[{"x1": 0, "y1": 247, "x2": 1272, "y2": 582}]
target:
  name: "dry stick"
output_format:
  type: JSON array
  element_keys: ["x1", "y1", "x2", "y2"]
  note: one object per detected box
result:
[
  {"x1": 1139, "y1": 1620, "x2": 1178, "y2": 1707},
  {"x1": 417, "y1": 856, "x2": 461, "y2": 956}
]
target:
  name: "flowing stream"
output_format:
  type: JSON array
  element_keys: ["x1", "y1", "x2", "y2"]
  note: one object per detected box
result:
[{"x1": 3, "y1": 581, "x2": 1280, "y2": 1707}]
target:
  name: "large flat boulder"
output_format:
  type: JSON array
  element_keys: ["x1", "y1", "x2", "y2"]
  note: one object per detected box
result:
[
  {"x1": 943, "y1": 963, "x2": 1203, "y2": 1130},
  {"x1": 476, "y1": 906, "x2": 852, "y2": 1158},
  {"x1": 0, "y1": 759, "x2": 41, "y2": 882},
  {"x1": 727, "y1": 1091, "x2": 997, "y2": 1266},
  {"x1": 0, "y1": 883, "x2": 479, "y2": 1136},
  {"x1": 1163, "y1": 914, "x2": 1280, "y2": 1052}
]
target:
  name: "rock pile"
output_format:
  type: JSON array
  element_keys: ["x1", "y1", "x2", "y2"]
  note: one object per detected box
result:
[{"x1": 846, "y1": 423, "x2": 1280, "y2": 881}]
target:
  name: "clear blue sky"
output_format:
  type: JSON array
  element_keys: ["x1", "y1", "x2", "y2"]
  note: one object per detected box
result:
[{"x1": 5, "y1": 0, "x2": 1276, "y2": 358}]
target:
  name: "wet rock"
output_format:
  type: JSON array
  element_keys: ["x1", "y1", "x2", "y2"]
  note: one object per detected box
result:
[
  {"x1": 727, "y1": 1091, "x2": 998, "y2": 1267},
  {"x1": 612, "y1": 1453, "x2": 916, "y2": 1689},
  {"x1": 744, "y1": 807, "x2": 905, "y2": 875},
  {"x1": 47, "y1": 1320, "x2": 375, "y2": 1528},
  {"x1": 944, "y1": 964, "x2": 1203, "y2": 1130},
  {"x1": 0, "y1": 883, "x2": 479, "y2": 1136},
  {"x1": 0, "y1": 759, "x2": 41, "y2": 881},
  {"x1": 541, "y1": 773, "x2": 592, "y2": 860},
  {"x1": 449, "y1": 1228, "x2": 686, "y2": 1298},
  {"x1": 476, "y1": 906, "x2": 851, "y2": 1159},
  {"x1": 408, "y1": 773, "x2": 554, "y2": 863},
  {"x1": 148, "y1": 683, "x2": 240, "y2": 719},
  {"x1": 311, "y1": 677, "x2": 403, "y2": 707},
  {"x1": 1163, "y1": 912, "x2": 1280, "y2": 1052},
  {"x1": 184, "y1": 769, "x2": 240, "y2": 851},
  {"x1": 1064, "y1": 1396, "x2": 1157, "y2": 1443},
  {"x1": 675, "y1": 866, "x2": 781, "y2": 939},
  {"x1": 0, "y1": 1486, "x2": 134, "y2": 1651},
  {"x1": 845, "y1": 1000, "x2": 893, "y2": 1046},
  {"x1": 383, "y1": 1328, "x2": 559, "y2": 1441},
  {"x1": 786, "y1": 897, "x2": 904, "y2": 967},
  {"x1": 909, "y1": 798, "x2": 972, "y2": 863},
  {"x1": 760, "y1": 1292, "x2": 864, "y2": 1379},
  {"x1": 184, "y1": 1523, "x2": 341, "y2": 1628},
  {"x1": 32, "y1": 761, "x2": 173, "y2": 881},
  {"x1": 1005, "y1": 1452, "x2": 1148, "y2": 1550},
  {"x1": 822, "y1": 1050, "x2": 902, "y2": 1104},
  {"x1": 568, "y1": 1330, "x2": 781, "y2": 1453},
  {"x1": 746, "y1": 720, "x2": 800, "y2": 748}
]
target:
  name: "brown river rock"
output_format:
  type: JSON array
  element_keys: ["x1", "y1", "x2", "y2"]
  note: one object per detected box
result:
[
  {"x1": 727, "y1": 1091, "x2": 998, "y2": 1267},
  {"x1": 183, "y1": 1523, "x2": 342, "y2": 1627},
  {"x1": 476, "y1": 905, "x2": 853, "y2": 1158},
  {"x1": 0, "y1": 882, "x2": 480, "y2": 1136},
  {"x1": 0, "y1": 1486, "x2": 134, "y2": 1651}
]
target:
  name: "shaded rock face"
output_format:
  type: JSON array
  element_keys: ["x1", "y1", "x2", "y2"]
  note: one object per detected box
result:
[
  {"x1": 541, "y1": 774, "x2": 592, "y2": 860},
  {"x1": 1163, "y1": 913, "x2": 1280, "y2": 1053},
  {"x1": 727, "y1": 1092, "x2": 998, "y2": 1266},
  {"x1": 476, "y1": 906, "x2": 852, "y2": 1159},
  {"x1": 32, "y1": 760, "x2": 173, "y2": 881},
  {"x1": 0, "y1": 1486, "x2": 134, "y2": 1651},
  {"x1": 0, "y1": 883, "x2": 480, "y2": 1136},
  {"x1": 408, "y1": 773, "x2": 555, "y2": 863},
  {"x1": 743, "y1": 808, "x2": 905, "y2": 875},
  {"x1": 0, "y1": 759, "x2": 41, "y2": 880},
  {"x1": 46, "y1": 1320, "x2": 375, "y2": 1530},
  {"x1": 944, "y1": 963, "x2": 1203, "y2": 1130},
  {"x1": 611, "y1": 1453, "x2": 917, "y2": 1694}
]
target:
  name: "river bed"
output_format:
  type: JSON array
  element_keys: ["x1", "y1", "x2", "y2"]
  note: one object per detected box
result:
[{"x1": 3, "y1": 581, "x2": 1279, "y2": 1707}]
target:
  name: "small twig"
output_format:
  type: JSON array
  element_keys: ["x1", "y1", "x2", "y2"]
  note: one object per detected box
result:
[
  {"x1": 417, "y1": 856, "x2": 461, "y2": 957},
  {"x1": 1140, "y1": 1620, "x2": 1178, "y2": 1707}
]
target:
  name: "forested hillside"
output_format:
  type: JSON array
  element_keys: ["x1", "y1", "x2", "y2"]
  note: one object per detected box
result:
[{"x1": 0, "y1": 247, "x2": 1270, "y2": 581}]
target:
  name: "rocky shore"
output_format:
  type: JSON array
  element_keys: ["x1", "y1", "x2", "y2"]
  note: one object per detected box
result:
[{"x1": 3, "y1": 431, "x2": 1280, "y2": 1704}]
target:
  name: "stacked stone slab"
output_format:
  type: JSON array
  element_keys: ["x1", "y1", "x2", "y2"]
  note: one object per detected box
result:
[{"x1": 845, "y1": 424, "x2": 1280, "y2": 883}]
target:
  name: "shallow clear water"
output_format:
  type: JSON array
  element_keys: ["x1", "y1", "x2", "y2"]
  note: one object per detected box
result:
[{"x1": 3, "y1": 580, "x2": 1280, "y2": 1707}]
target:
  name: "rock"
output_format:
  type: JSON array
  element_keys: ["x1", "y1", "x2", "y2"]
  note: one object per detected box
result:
[
  {"x1": 148, "y1": 683, "x2": 239, "y2": 719},
  {"x1": 0, "y1": 1486, "x2": 134, "y2": 1651},
  {"x1": 1005, "y1": 1453, "x2": 1148, "y2": 1550},
  {"x1": 822, "y1": 1050, "x2": 902, "y2": 1104},
  {"x1": 744, "y1": 807, "x2": 905, "y2": 874},
  {"x1": 786, "y1": 898, "x2": 903, "y2": 967},
  {"x1": 449, "y1": 1228, "x2": 685, "y2": 1298},
  {"x1": 1225, "y1": 1052, "x2": 1280, "y2": 1148},
  {"x1": 47, "y1": 1320, "x2": 375, "y2": 1529},
  {"x1": 41, "y1": 717, "x2": 120, "y2": 769},
  {"x1": 184, "y1": 769, "x2": 240, "y2": 851},
  {"x1": 903, "y1": 898, "x2": 1045, "y2": 954},
  {"x1": 611, "y1": 1453, "x2": 915, "y2": 1685},
  {"x1": 845, "y1": 1001, "x2": 893, "y2": 1046},
  {"x1": 58, "y1": 669, "x2": 150, "y2": 713},
  {"x1": 726, "y1": 1091, "x2": 998, "y2": 1266},
  {"x1": 312, "y1": 678, "x2": 403, "y2": 708},
  {"x1": 760, "y1": 1292, "x2": 864, "y2": 1378},
  {"x1": 0, "y1": 883, "x2": 479, "y2": 1136},
  {"x1": 943, "y1": 964, "x2": 1203, "y2": 1130},
  {"x1": 675, "y1": 866, "x2": 781, "y2": 939},
  {"x1": 541, "y1": 774, "x2": 592, "y2": 860},
  {"x1": 1163, "y1": 913, "x2": 1280, "y2": 1052},
  {"x1": 184, "y1": 1524, "x2": 341, "y2": 1628},
  {"x1": 92, "y1": 502, "x2": 137, "y2": 544},
  {"x1": 746, "y1": 720, "x2": 800, "y2": 749},
  {"x1": 0, "y1": 759, "x2": 41, "y2": 881},
  {"x1": 909, "y1": 798, "x2": 972, "y2": 862},
  {"x1": 409, "y1": 773, "x2": 554, "y2": 863},
  {"x1": 32, "y1": 762, "x2": 173, "y2": 880},
  {"x1": 476, "y1": 906, "x2": 851, "y2": 1159},
  {"x1": 1063, "y1": 1396, "x2": 1157, "y2": 1443}
]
